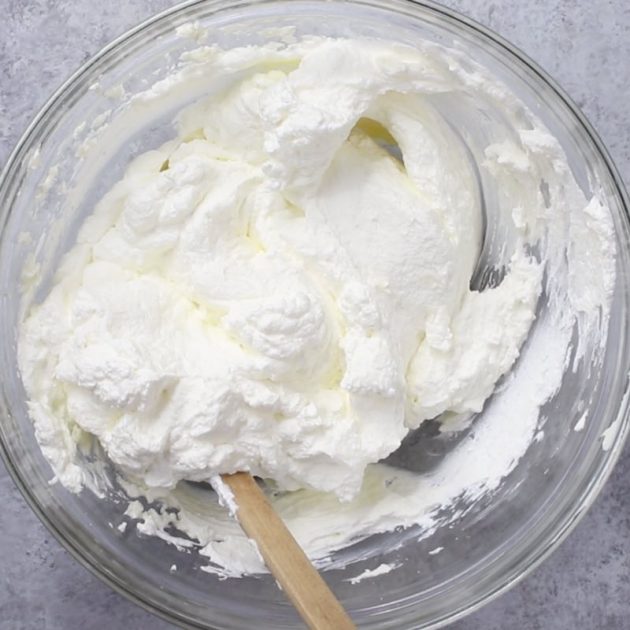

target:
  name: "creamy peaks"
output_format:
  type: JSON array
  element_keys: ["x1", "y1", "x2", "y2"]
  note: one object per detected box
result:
[{"x1": 18, "y1": 35, "x2": 614, "y2": 575}]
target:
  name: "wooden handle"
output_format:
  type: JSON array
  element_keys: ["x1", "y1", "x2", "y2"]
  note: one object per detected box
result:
[{"x1": 221, "y1": 472, "x2": 355, "y2": 630}]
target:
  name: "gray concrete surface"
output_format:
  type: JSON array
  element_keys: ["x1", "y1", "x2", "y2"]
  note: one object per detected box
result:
[{"x1": 1, "y1": 1, "x2": 629, "y2": 628}]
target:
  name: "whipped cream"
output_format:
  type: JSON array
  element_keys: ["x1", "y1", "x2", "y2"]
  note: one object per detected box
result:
[{"x1": 18, "y1": 35, "x2": 615, "y2": 576}]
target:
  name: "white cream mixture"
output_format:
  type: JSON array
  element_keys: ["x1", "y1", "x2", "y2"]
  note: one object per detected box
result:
[{"x1": 18, "y1": 36, "x2": 615, "y2": 576}]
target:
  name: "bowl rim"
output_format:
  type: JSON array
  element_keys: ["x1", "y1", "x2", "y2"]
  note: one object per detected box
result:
[{"x1": 1, "y1": 0, "x2": 629, "y2": 628}]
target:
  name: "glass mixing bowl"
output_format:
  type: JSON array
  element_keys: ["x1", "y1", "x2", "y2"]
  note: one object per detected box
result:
[{"x1": 1, "y1": 1, "x2": 629, "y2": 628}]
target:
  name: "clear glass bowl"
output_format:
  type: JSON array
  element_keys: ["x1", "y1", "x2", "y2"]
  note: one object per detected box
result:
[{"x1": 1, "y1": 1, "x2": 629, "y2": 628}]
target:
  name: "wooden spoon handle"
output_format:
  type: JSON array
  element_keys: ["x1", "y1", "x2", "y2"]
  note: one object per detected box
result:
[{"x1": 221, "y1": 472, "x2": 356, "y2": 630}]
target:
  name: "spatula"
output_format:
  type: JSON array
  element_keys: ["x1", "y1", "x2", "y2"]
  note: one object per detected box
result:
[{"x1": 220, "y1": 472, "x2": 356, "y2": 630}]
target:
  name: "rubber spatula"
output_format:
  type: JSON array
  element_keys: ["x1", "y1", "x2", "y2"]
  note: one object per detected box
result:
[{"x1": 220, "y1": 472, "x2": 356, "y2": 630}]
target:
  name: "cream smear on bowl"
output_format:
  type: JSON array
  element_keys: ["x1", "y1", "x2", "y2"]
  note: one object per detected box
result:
[{"x1": 18, "y1": 34, "x2": 615, "y2": 577}]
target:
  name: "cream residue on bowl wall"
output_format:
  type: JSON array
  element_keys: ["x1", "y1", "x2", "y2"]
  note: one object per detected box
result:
[{"x1": 17, "y1": 31, "x2": 616, "y2": 578}]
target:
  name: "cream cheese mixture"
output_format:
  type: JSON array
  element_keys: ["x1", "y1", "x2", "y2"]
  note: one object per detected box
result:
[{"x1": 18, "y1": 35, "x2": 615, "y2": 576}]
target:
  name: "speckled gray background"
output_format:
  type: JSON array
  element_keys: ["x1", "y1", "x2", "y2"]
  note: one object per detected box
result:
[{"x1": 0, "y1": 1, "x2": 628, "y2": 628}]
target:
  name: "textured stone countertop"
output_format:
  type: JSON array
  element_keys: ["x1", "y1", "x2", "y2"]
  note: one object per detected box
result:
[{"x1": 1, "y1": 1, "x2": 628, "y2": 628}]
